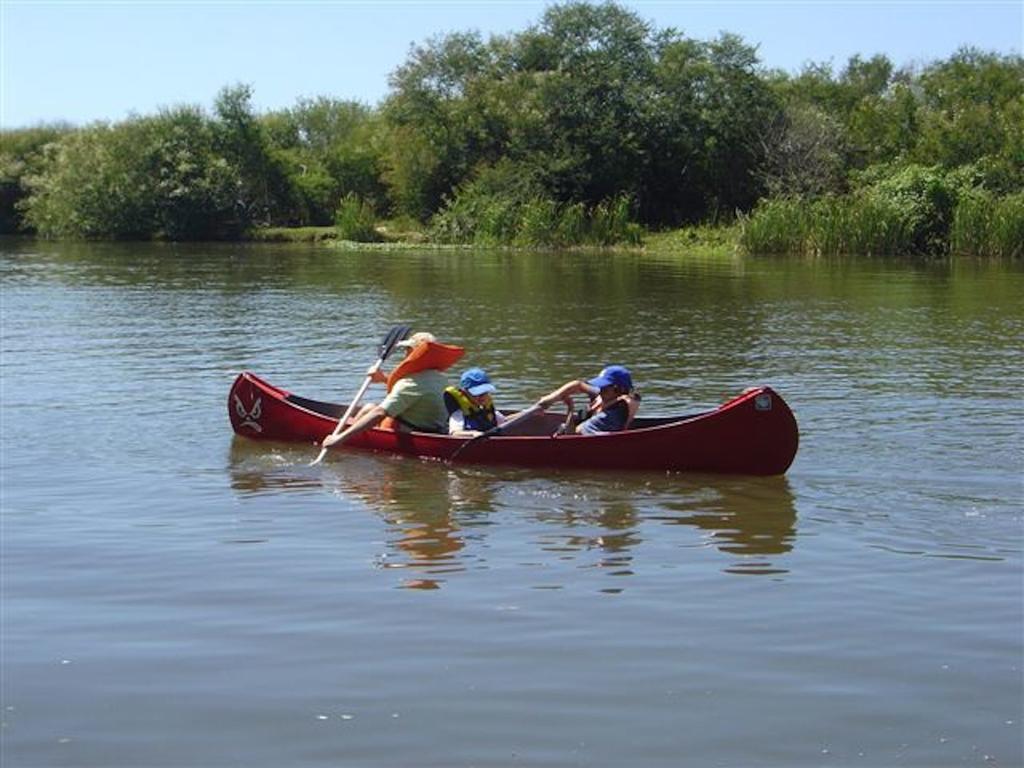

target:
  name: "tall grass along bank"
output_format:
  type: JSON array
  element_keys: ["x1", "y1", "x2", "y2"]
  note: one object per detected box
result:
[{"x1": 741, "y1": 187, "x2": 1023, "y2": 259}]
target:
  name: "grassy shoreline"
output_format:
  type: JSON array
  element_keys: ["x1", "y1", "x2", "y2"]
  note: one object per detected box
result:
[
  {"x1": 12, "y1": 212, "x2": 1017, "y2": 259},
  {"x1": 245, "y1": 222, "x2": 742, "y2": 257}
]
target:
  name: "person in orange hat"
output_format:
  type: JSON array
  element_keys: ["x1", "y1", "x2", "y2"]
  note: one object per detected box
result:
[{"x1": 321, "y1": 331, "x2": 464, "y2": 449}]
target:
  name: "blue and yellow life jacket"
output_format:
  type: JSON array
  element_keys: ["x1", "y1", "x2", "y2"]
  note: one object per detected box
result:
[{"x1": 444, "y1": 386, "x2": 498, "y2": 432}]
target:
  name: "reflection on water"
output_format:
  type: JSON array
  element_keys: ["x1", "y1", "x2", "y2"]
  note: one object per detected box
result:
[
  {"x1": 9, "y1": 242, "x2": 1021, "y2": 767},
  {"x1": 653, "y1": 477, "x2": 797, "y2": 575},
  {"x1": 523, "y1": 473, "x2": 797, "y2": 582},
  {"x1": 228, "y1": 438, "x2": 798, "y2": 586},
  {"x1": 528, "y1": 490, "x2": 641, "y2": 594},
  {"x1": 228, "y1": 438, "x2": 495, "y2": 589},
  {"x1": 226, "y1": 448, "x2": 326, "y2": 496},
  {"x1": 330, "y1": 457, "x2": 496, "y2": 590}
]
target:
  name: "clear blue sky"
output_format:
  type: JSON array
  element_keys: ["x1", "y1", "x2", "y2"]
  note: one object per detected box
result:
[{"x1": 1, "y1": 0, "x2": 1021, "y2": 128}]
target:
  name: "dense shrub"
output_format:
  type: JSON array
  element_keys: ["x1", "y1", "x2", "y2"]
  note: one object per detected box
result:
[
  {"x1": 737, "y1": 197, "x2": 809, "y2": 254},
  {"x1": 0, "y1": 124, "x2": 73, "y2": 233},
  {"x1": 852, "y1": 165, "x2": 961, "y2": 254},
  {"x1": 741, "y1": 190, "x2": 924, "y2": 257},
  {"x1": 742, "y1": 171, "x2": 1023, "y2": 258},
  {"x1": 950, "y1": 190, "x2": 1024, "y2": 258},
  {"x1": 23, "y1": 123, "x2": 152, "y2": 238},
  {"x1": 23, "y1": 109, "x2": 243, "y2": 240},
  {"x1": 430, "y1": 165, "x2": 643, "y2": 247},
  {"x1": 334, "y1": 193, "x2": 380, "y2": 242},
  {"x1": 263, "y1": 97, "x2": 388, "y2": 226}
]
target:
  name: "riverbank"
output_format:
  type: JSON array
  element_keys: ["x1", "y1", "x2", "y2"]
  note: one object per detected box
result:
[{"x1": 245, "y1": 222, "x2": 743, "y2": 257}]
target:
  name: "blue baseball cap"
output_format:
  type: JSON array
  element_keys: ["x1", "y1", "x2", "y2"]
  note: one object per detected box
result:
[
  {"x1": 459, "y1": 367, "x2": 496, "y2": 396},
  {"x1": 587, "y1": 365, "x2": 633, "y2": 391}
]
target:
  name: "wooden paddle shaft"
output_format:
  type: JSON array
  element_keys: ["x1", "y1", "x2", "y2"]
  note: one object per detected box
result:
[{"x1": 311, "y1": 361, "x2": 381, "y2": 465}]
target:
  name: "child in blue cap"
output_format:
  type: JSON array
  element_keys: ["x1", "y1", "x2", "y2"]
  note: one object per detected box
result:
[
  {"x1": 444, "y1": 367, "x2": 508, "y2": 436},
  {"x1": 534, "y1": 365, "x2": 639, "y2": 434}
]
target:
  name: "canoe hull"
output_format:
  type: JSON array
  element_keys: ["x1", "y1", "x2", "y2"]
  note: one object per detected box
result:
[{"x1": 228, "y1": 372, "x2": 799, "y2": 475}]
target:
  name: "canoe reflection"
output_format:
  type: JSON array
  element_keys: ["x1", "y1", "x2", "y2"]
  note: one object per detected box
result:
[
  {"x1": 228, "y1": 437, "x2": 494, "y2": 589},
  {"x1": 531, "y1": 494, "x2": 641, "y2": 594},
  {"x1": 651, "y1": 476, "x2": 797, "y2": 575},
  {"x1": 227, "y1": 439, "x2": 798, "y2": 584},
  {"x1": 331, "y1": 457, "x2": 497, "y2": 590}
]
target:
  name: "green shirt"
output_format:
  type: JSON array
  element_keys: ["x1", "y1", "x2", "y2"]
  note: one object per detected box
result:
[{"x1": 380, "y1": 369, "x2": 450, "y2": 432}]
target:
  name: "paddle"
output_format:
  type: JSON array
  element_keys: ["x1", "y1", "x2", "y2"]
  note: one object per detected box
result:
[
  {"x1": 448, "y1": 402, "x2": 545, "y2": 462},
  {"x1": 311, "y1": 324, "x2": 411, "y2": 466}
]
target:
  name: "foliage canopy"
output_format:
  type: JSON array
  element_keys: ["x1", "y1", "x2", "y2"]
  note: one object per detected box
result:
[{"x1": 2, "y1": 2, "x2": 1020, "y2": 255}]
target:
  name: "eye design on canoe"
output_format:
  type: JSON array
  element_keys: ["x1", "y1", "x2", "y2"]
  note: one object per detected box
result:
[
  {"x1": 233, "y1": 393, "x2": 263, "y2": 432},
  {"x1": 754, "y1": 392, "x2": 772, "y2": 411}
]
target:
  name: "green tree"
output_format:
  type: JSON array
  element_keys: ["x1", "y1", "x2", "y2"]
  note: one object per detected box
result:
[
  {"x1": 845, "y1": 79, "x2": 919, "y2": 166},
  {"x1": 913, "y1": 48, "x2": 1024, "y2": 174},
  {"x1": 518, "y1": 1, "x2": 658, "y2": 205},
  {"x1": 213, "y1": 84, "x2": 293, "y2": 227},
  {"x1": 0, "y1": 123, "x2": 73, "y2": 233},
  {"x1": 757, "y1": 103, "x2": 849, "y2": 197},
  {"x1": 23, "y1": 108, "x2": 242, "y2": 239},
  {"x1": 263, "y1": 97, "x2": 388, "y2": 225},
  {"x1": 381, "y1": 1, "x2": 780, "y2": 226},
  {"x1": 23, "y1": 121, "x2": 155, "y2": 238},
  {"x1": 381, "y1": 30, "x2": 497, "y2": 219},
  {"x1": 689, "y1": 33, "x2": 781, "y2": 218},
  {"x1": 144, "y1": 106, "x2": 242, "y2": 239}
]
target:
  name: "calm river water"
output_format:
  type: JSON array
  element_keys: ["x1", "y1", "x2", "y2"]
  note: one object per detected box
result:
[{"x1": 1, "y1": 239, "x2": 1021, "y2": 768}]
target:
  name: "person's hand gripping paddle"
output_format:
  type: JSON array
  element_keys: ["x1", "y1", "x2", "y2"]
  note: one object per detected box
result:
[{"x1": 310, "y1": 324, "x2": 411, "y2": 466}]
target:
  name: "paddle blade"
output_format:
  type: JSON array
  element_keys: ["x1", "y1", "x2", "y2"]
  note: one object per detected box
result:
[{"x1": 379, "y1": 324, "x2": 412, "y2": 361}]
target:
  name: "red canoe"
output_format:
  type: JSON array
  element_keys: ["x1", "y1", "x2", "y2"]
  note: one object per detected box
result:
[{"x1": 228, "y1": 372, "x2": 799, "y2": 475}]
